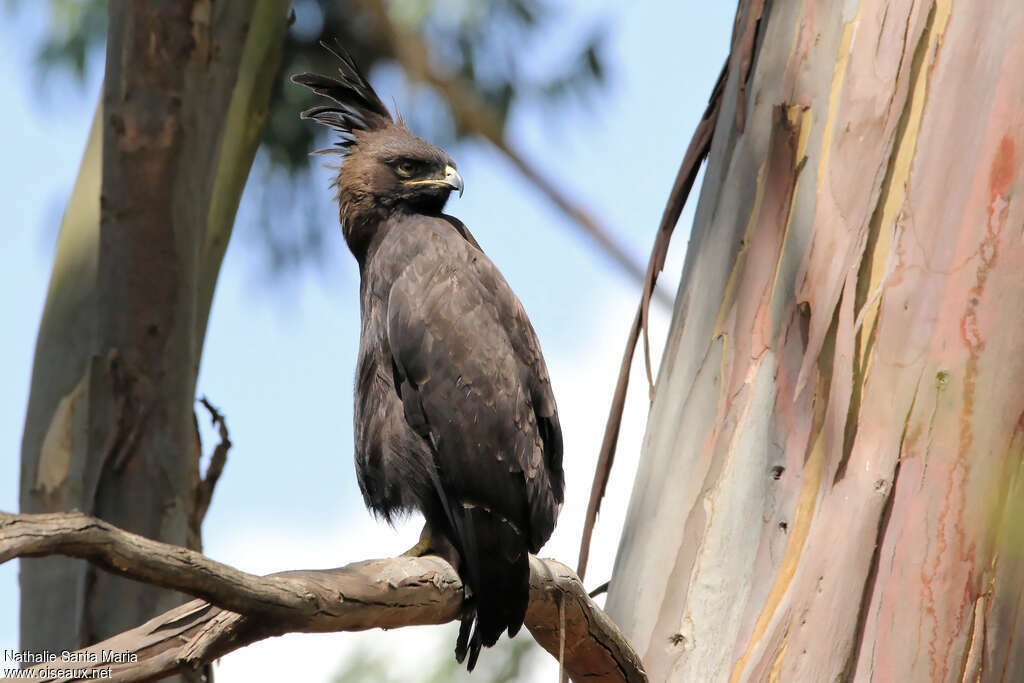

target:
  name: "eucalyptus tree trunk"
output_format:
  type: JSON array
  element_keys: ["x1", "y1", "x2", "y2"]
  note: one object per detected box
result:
[
  {"x1": 606, "y1": 1, "x2": 1024, "y2": 681},
  {"x1": 19, "y1": 0, "x2": 289, "y2": 662}
]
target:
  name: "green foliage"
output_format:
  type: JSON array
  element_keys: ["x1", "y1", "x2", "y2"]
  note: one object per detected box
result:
[
  {"x1": 245, "y1": 0, "x2": 607, "y2": 176},
  {"x1": 25, "y1": 0, "x2": 605, "y2": 173},
  {"x1": 31, "y1": 0, "x2": 107, "y2": 81},
  {"x1": 23, "y1": 0, "x2": 607, "y2": 277},
  {"x1": 330, "y1": 624, "x2": 540, "y2": 683}
]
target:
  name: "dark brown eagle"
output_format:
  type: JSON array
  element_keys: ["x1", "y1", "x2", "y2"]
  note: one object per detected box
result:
[{"x1": 292, "y1": 47, "x2": 564, "y2": 670}]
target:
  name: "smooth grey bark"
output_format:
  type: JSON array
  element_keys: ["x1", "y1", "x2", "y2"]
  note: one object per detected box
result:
[{"x1": 19, "y1": 0, "x2": 289, "y2": 665}]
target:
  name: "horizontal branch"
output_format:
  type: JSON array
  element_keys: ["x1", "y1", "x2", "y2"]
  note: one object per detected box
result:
[
  {"x1": 1, "y1": 511, "x2": 646, "y2": 682},
  {"x1": 1, "y1": 510, "x2": 316, "y2": 620}
]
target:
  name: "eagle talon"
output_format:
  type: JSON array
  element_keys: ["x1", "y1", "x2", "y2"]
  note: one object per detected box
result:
[
  {"x1": 400, "y1": 523, "x2": 448, "y2": 558},
  {"x1": 400, "y1": 538, "x2": 432, "y2": 557}
]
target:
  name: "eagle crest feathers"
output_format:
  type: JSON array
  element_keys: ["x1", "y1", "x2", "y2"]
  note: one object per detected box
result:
[{"x1": 291, "y1": 41, "x2": 394, "y2": 155}]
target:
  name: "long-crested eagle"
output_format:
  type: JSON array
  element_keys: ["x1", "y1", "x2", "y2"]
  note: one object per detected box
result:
[{"x1": 292, "y1": 47, "x2": 564, "y2": 669}]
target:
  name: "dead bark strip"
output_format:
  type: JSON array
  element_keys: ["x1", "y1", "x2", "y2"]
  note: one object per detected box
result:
[
  {"x1": 0, "y1": 510, "x2": 646, "y2": 683},
  {"x1": 577, "y1": 0, "x2": 770, "y2": 583}
]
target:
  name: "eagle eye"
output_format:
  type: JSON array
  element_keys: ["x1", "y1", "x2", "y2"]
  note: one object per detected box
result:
[{"x1": 394, "y1": 160, "x2": 420, "y2": 178}]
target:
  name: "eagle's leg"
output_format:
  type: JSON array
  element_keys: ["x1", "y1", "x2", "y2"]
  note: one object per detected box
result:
[
  {"x1": 400, "y1": 522, "x2": 436, "y2": 557},
  {"x1": 400, "y1": 522, "x2": 458, "y2": 563}
]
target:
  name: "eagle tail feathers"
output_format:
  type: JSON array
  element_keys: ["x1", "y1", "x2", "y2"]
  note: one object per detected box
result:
[
  {"x1": 450, "y1": 503, "x2": 530, "y2": 671},
  {"x1": 406, "y1": 394, "x2": 532, "y2": 670}
]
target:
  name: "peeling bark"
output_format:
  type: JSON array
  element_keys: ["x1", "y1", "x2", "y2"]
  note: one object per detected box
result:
[{"x1": 607, "y1": 1, "x2": 1024, "y2": 681}]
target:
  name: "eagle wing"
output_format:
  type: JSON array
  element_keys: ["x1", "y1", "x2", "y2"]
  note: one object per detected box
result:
[
  {"x1": 384, "y1": 218, "x2": 562, "y2": 660},
  {"x1": 386, "y1": 219, "x2": 563, "y2": 552}
]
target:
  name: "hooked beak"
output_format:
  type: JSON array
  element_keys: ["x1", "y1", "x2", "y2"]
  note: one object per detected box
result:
[
  {"x1": 403, "y1": 164, "x2": 464, "y2": 197},
  {"x1": 443, "y1": 165, "x2": 464, "y2": 197}
]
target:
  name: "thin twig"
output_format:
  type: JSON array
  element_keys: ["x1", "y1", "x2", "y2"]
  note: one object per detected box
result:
[
  {"x1": 195, "y1": 396, "x2": 231, "y2": 526},
  {"x1": 559, "y1": 593, "x2": 567, "y2": 683}
]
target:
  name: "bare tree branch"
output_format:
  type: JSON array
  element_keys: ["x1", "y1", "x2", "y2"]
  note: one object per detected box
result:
[
  {"x1": 194, "y1": 397, "x2": 231, "y2": 527},
  {"x1": 1, "y1": 511, "x2": 646, "y2": 682}
]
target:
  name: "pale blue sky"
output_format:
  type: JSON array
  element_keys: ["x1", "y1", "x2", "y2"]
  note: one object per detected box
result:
[{"x1": 0, "y1": 2, "x2": 733, "y2": 679}]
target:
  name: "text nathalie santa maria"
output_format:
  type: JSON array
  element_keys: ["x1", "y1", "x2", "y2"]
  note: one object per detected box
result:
[{"x1": 4, "y1": 649, "x2": 138, "y2": 663}]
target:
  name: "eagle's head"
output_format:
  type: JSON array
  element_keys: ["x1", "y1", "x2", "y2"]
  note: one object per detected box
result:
[{"x1": 291, "y1": 45, "x2": 463, "y2": 255}]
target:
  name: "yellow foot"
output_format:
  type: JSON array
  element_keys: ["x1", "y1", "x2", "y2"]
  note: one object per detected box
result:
[
  {"x1": 401, "y1": 537, "x2": 433, "y2": 557},
  {"x1": 400, "y1": 523, "x2": 434, "y2": 557}
]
